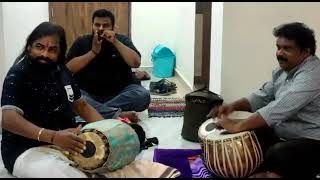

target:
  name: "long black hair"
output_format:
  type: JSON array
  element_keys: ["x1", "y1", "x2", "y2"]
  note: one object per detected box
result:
[{"x1": 14, "y1": 21, "x2": 67, "y2": 65}]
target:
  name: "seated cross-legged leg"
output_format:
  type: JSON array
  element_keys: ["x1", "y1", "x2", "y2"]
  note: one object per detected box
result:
[
  {"x1": 250, "y1": 132, "x2": 320, "y2": 178},
  {"x1": 78, "y1": 90, "x2": 121, "y2": 120},
  {"x1": 262, "y1": 139, "x2": 320, "y2": 178},
  {"x1": 103, "y1": 84, "x2": 151, "y2": 123}
]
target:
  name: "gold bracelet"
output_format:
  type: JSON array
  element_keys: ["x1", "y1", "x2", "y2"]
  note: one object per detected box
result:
[
  {"x1": 37, "y1": 128, "x2": 45, "y2": 142},
  {"x1": 51, "y1": 131, "x2": 56, "y2": 144},
  {"x1": 91, "y1": 49, "x2": 98, "y2": 55}
]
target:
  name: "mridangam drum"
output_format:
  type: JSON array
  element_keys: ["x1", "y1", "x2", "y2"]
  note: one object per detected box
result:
[
  {"x1": 69, "y1": 119, "x2": 140, "y2": 173},
  {"x1": 198, "y1": 118, "x2": 263, "y2": 178}
]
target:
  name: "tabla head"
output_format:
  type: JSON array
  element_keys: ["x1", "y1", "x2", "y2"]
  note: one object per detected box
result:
[
  {"x1": 198, "y1": 118, "x2": 263, "y2": 178},
  {"x1": 198, "y1": 118, "x2": 223, "y2": 139},
  {"x1": 198, "y1": 118, "x2": 249, "y2": 140}
]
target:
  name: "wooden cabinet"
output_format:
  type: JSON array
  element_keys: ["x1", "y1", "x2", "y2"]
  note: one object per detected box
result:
[{"x1": 49, "y1": 2, "x2": 130, "y2": 50}]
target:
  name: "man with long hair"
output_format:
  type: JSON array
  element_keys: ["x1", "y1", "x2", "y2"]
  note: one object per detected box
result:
[{"x1": 1, "y1": 22, "x2": 104, "y2": 177}]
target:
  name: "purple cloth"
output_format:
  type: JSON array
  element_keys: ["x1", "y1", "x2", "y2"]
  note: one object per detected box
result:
[
  {"x1": 190, "y1": 157, "x2": 214, "y2": 178},
  {"x1": 153, "y1": 148, "x2": 203, "y2": 178}
]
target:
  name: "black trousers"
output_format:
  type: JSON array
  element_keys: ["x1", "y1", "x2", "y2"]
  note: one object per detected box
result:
[{"x1": 253, "y1": 128, "x2": 320, "y2": 178}]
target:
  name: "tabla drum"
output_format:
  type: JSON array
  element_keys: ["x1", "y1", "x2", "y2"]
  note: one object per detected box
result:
[
  {"x1": 198, "y1": 118, "x2": 263, "y2": 178},
  {"x1": 68, "y1": 119, "x2": 140, "y2": 173}
]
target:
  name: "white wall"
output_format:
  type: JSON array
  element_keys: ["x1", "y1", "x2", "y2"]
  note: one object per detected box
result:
[
  {"x1": 210, "y1": 2, "x2": 223, "y2": 95},
  {"x1": 0, "y1": 2, "x2": 49, "y2": 128},
  {"x1": 0, "y1": 3, "x2": 4, "y2": 130},
  {"x1": 5, "y1": 2, "x2": 320, "y2": 104},
  {"x1": 131, "y1": 3, "x2": 178, "y2": 67},
  {"x1": 0, "y1": 3, "x2": 195, "y2": 90},
  {"x1": 2, "y1": 2, "x2": 49, "y2": 71},
  {"x1": 173, "y1": 3, "x2": 195, "y2": 89},
  {"x1": 0, "y1": 3, "x2": 5, "y2": 89},
  {"x1": 210, "y1": 2, "x2": 320, "y2": 103},
  {"x1": 131, "y1": 2, "x2": 195, "y2": 89}
]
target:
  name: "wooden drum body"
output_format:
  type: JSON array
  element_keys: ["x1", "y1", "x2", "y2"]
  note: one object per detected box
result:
[
  {"x1": 69, "y1": 119, "x2": 140, "y2": 173},
  {"x1": 198, "y1": 119, "x2": 263, "y2": 178}
]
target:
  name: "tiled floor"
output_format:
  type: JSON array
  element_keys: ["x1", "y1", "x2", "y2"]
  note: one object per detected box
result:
[
  {"x1": 134, "y1": 67, "x2": 201, "y2": 161},
  {"x1": 138, "y1": 67, "x2": 193, "y2": 98}
]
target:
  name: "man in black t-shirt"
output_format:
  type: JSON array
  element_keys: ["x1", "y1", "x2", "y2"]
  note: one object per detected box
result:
[
  {"x1": 66, "y1": 9, "x2": 150, "y2": 123},
  {"x1": 1, "y1": 22, "x2": 104, "y2": 177}
]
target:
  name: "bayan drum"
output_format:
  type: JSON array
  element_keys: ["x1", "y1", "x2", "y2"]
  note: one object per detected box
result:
[
  {"x1": 182, "y1": 88, "x2": 223, "y2": 142},
  {"x1": 68, "y1": 119, "x2": 140, "y2": 173},
  {"x1": 198, "y1": 118, "x2": 263, "y2": 178}
]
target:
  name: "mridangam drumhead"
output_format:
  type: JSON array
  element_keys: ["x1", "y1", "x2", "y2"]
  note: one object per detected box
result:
[
  {"x1": 70, "y1": 129, "x2": 110, "y2": 171},
  {"x1": 68, "y1": 119, "x2": 140, "y2": 173}
]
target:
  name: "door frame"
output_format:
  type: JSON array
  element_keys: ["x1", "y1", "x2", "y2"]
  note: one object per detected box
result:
[{"x1": 194, "y1": 2, "x2": 212, "y2": 89}]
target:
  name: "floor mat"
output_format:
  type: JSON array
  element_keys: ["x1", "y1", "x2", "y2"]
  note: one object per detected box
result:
[
  {"x1": 148, "y1": 97, "x2": 185, "y2": 118},
  {"x1": 153, "y1": 148, "x2": 216, "y2": 178}
]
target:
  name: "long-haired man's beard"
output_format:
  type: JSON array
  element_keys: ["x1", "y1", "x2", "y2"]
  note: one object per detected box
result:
[{"x1": 28, "y1": 55, "x2": 58, "y2": 72}]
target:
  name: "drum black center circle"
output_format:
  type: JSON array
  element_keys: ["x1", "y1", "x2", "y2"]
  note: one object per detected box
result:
[{"x1": 82, "y1": 141, "x2": 96, "y2": 158}]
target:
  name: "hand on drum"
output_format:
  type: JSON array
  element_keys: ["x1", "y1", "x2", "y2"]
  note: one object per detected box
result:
[
  {"x1": 207, "y1": 104, "x2": 234, "y2": 118},
  {"x1": 52, "y1": 125, "x2": 87, "y2": 155},
  {"x1": 215, "y1": 114, "x2": 238, "y2": 133}
]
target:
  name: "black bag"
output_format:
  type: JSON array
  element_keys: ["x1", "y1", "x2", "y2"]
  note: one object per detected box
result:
[
  {"x1": 128, "y1": 123, "x2": 159, "y2": 151},
  {"x1": 181, "y1": 88, "x2": 223, "y2": 142}
]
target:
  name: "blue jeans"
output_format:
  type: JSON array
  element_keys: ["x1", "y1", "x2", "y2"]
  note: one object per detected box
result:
[{"x1": 78, "y1": 84, "x2": 151, "y2": 120}]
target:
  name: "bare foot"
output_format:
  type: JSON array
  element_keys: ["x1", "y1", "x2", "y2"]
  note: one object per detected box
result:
[
  {"x1": 119, "y1": 111, "x2": 140, "y2": 123},
  {"x1": 265, "y1": 171, "x2": 281, "y2": 178},
  {"x1": 249, "y1": 171, "x2": 281, "y2": 178},
  {"x1": 134, "y1": 70, "x2": 150, "y2": 80},
  {"x1": 249, "y1": 172, "x2": 268, "y2": 178}
]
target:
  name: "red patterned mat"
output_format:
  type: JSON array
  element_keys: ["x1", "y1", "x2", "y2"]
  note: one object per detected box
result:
[{"x1": 148, "y1": 97, "x2": 185, "y2": 117}]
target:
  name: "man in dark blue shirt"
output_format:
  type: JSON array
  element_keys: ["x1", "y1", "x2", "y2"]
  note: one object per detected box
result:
[
  {"x1": 66, "y1": 9, "x2": 150, "y2": 123},
  {"x1": 1, "y1": 22, "x2": 104, "y2": 177}
]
